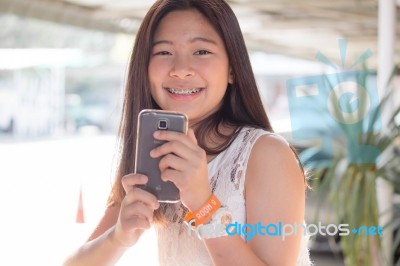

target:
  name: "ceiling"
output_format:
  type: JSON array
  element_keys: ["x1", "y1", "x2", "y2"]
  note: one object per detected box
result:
[{"x1": 1, "y1": 0, "x2": 400, "y2": 69}]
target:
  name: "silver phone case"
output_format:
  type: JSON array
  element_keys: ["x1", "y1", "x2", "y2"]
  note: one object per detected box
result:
[{"x1": 134, "y1": 109, "x2": 188, "y2": 203}]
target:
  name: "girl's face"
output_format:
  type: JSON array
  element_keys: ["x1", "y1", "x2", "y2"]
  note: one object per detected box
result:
[{"x1": 148, "y1": 9, "x2": 232, "y2": 125}]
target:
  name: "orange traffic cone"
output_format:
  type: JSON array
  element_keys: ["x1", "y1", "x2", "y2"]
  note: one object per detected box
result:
[{"x1": 76, "y1": 186, "x2": 85, "y2": 223}]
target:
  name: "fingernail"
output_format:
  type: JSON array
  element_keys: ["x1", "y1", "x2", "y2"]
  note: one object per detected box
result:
[{"x1": 153, "y1": 131, "x2": 160, "y2": 137}]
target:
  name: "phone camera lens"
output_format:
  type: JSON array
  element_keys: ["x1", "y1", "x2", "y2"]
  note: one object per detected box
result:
[{"x1": 158, "y1": 119, "x2": 168, "y2": 130}]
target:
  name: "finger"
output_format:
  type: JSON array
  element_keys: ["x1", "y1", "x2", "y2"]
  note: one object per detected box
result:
[
  {"x1": 159, "y1": 153, "x2": 187, "y2": 172},
  {"x1": 153, "y1": 130, "x2": 194, "y2": 147},
  {"x1": 125, "y1": 215, "x2": 152, "y2": 230},
  {"x1": 121, "y1": 173, "x2": 148, "y2": 194},
  {"x1": 124, "y1": 187, "x2": 160, "y2": 210},
  {"x1": 160, "y1": 168, "x2": 185, "y2": 189},
  {"x1": 122, "y1": 201, "x2": 156, "y2": 224},
  {"x1": 150, "y1": 140, "x2": 193, "y2": 159}
]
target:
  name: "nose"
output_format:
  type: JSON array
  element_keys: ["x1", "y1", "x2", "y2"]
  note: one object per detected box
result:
[{"x1": 169, "y1": 56, "x2": 194, "y2": 79}]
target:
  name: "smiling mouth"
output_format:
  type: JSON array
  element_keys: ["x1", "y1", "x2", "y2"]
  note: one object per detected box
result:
[{"x1": 165, "y1": 87, "x2": 203, "y2": 95}]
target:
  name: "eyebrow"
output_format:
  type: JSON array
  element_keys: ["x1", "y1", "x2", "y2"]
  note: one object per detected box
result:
[{"x1": 152, "y1": 37, "x2": 217, "y2": 46}]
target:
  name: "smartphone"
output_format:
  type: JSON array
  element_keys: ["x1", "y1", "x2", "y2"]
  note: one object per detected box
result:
[{"x1": 134, "y1": 109, "x2": 188, "y2": 203}]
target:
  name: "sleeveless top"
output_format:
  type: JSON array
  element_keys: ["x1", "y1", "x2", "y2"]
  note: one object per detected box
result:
[{"x1": 155, "y1": 127, "x2": 313, "y2": 266}]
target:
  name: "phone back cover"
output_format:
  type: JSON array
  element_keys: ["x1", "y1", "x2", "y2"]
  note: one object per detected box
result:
[{"x1": 135, "y1": 110, "x2": 187, "y2": 203}]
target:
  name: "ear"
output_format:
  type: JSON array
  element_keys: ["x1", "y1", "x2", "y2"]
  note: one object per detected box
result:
[{"x1": 228, "y1": 66, "x2": 234, "y2": 84}]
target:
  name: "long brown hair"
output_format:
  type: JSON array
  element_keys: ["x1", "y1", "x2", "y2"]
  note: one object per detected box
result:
[{"x1": 108, "y1": 0, "x2": 288, "y2": 210}]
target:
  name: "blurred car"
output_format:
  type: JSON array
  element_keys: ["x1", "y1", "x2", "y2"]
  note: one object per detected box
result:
[
  {"x1": 0, "y1": 87, "x2": 16, "y2": 134},
  {"x1": 65, "y1": 92, "x2": 119, "y2": 134}
]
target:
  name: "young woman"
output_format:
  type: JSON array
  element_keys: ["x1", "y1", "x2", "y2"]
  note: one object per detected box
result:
[{"x1": 64, "y1": 0, "x2": 312, "y2": 265}]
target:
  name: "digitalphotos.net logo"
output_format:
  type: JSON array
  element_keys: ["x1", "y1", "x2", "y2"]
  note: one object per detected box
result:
[
  {"x1": 188, "y1": 221, "x2": 383, "y2": 241},
  {"x1": 286, "y1": 39, "x2": 382, "y2": 168},
  {"x1": 225, "y1": 222, "x2": 383, "y2": 241}
]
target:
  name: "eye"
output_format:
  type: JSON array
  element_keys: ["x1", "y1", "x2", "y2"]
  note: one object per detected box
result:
[
  {"x1": 195, "y1": 50, "x2": 211, "y2": 55},
  {"x1": 154, "y1": 51, "x2": 172, "y2": 56}
]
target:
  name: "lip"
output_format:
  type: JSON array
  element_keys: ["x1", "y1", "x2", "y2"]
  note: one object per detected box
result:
[{"x1": 162, "y1": 86, "x2": 204, "y2": 101}]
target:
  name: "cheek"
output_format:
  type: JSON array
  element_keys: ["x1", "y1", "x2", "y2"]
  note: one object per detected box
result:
[
  {"x1": 211, "y1": 58, "x2": 229, "y2": 78},
  {"x1": 149, "y1": 60, "x2": 171, "y2": 85},
  {"x1": 148, "y1": 63, "x2": 161, "y2": 90},
  {"x1": 148, "y1": 62, "x2": 157, "y2": 84},
  {"x1": 148, "y1": 66, "x2": 158, "y2": 100},
  {"x1": 203, "y1": 64, "x2": 230, "y2": 87}
]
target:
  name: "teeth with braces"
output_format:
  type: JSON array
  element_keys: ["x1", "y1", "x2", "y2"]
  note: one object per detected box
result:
[{"x1": 167, "y1": 88, "x2": 202, "y2": 95}]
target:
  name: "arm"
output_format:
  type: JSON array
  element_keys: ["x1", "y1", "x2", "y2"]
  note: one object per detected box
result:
[
  {"x1": 151, "y1": 130, "x2": 305, "y2": 265},
  {"x1": 63, "y1": 205, "x2": 128, "y2": 266},
  {"x1": 203, "y1": 134, "x2": 305, "y2": 266},
  {"x1": 63, "y1": 174, "x2": 159, "y2": 266}
]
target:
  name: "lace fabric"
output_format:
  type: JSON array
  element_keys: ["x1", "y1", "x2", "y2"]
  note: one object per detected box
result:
[{"x1": 155, "y1": 127, "x2": 312, "y2": 266}]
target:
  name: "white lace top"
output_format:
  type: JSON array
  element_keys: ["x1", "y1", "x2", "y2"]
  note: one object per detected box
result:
[{"x1": 155, "y1": 127, "x2": 312, "y2": 266}]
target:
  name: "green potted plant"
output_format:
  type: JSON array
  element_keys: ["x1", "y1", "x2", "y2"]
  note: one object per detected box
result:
[{"x1": 295, "y1": 65, "x2": 399, "y2": 266}]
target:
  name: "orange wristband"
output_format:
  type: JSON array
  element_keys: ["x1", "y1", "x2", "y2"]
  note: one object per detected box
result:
[{"x1": 184, "y1": 194, "x2": 221, "y2": 227}]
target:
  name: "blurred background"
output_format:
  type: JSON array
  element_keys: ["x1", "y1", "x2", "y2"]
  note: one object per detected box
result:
[{"x1": 0, "y1": 0, "x2": 399, "y2": 265}]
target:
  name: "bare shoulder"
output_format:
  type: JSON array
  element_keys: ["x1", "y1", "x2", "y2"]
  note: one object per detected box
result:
[
  {"x1": 245, "y1": 132, "x2": 305, "y2": 192},
  {"x1": 250, "y1": 132, "x2": 297, "y2": 166}
]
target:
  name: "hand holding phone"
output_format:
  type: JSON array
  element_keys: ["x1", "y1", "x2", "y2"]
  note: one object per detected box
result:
[{"x1": 134, "y1": 109, "x2": 188, "y2": 203}]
